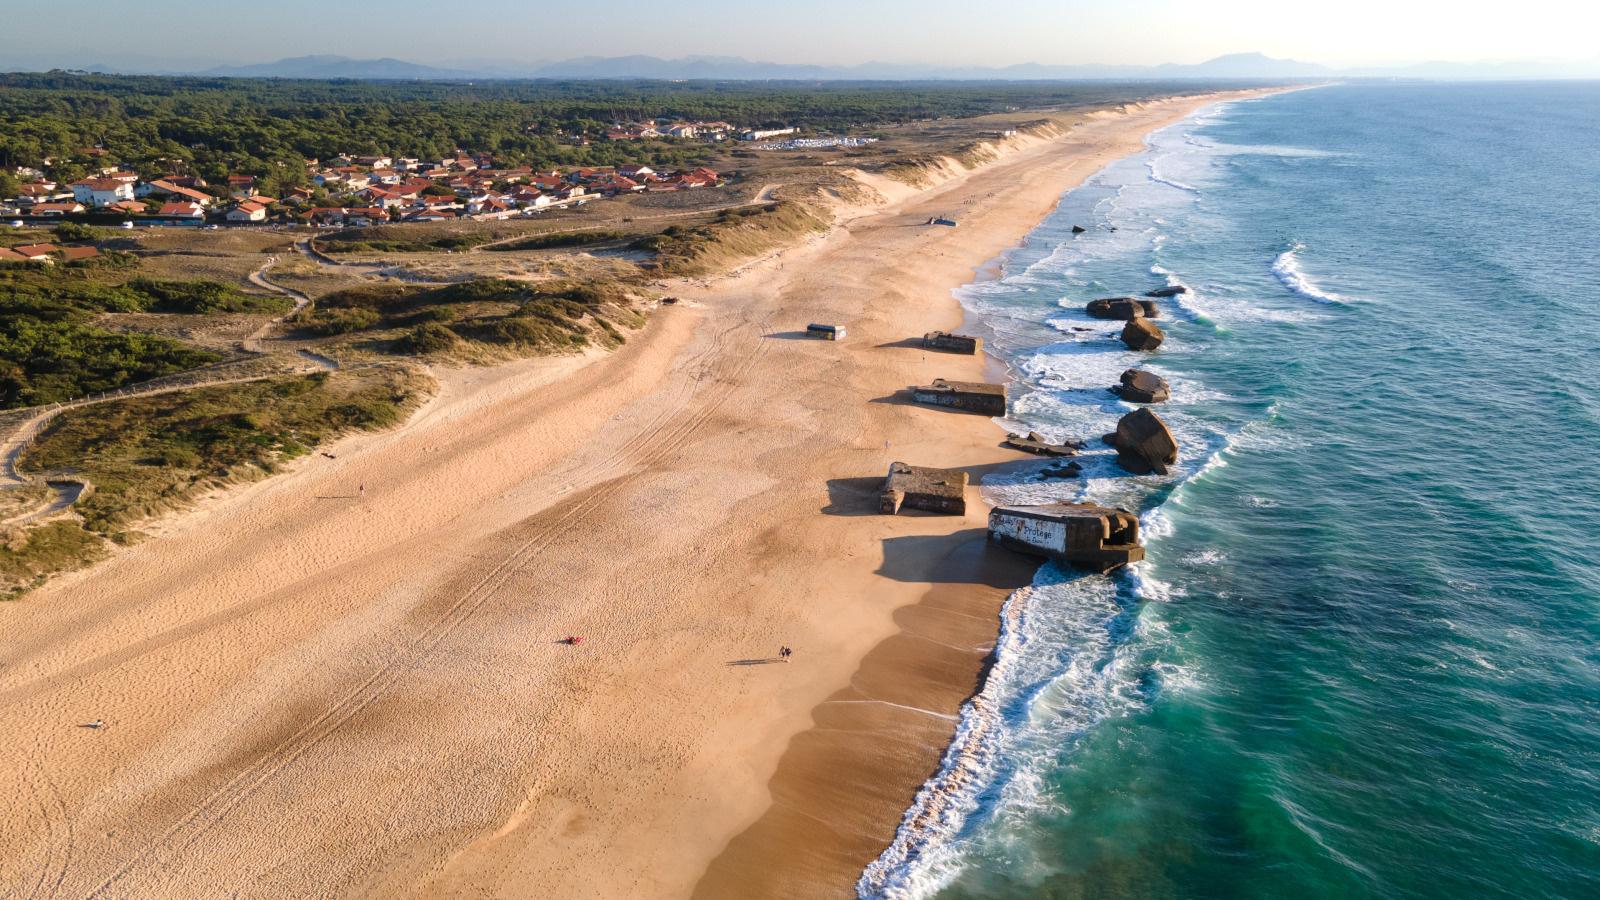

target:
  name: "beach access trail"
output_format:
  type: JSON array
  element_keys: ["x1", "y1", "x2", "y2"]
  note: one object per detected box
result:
[{"x1": 0, "y1": 90, "x2": 1269, "y2": 900}]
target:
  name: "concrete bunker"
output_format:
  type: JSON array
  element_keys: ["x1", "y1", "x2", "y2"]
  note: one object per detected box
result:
[
  {"x1": 988, "y1": 502, "x2": 1145, "y2": 571},
  {"x1": 910, "y1": 378, "x2": 1006, "y2": 416},
  {"x1": 880, "y1": 462, "x2": 968, "y2": 515},
  {"x1": 921, "y1": 331, "x2": 982, "y2": 355}
]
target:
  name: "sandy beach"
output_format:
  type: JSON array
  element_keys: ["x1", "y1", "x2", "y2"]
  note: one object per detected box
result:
[{"x1": 0, "y1": 89, "x2": 1269, "y2": 899}]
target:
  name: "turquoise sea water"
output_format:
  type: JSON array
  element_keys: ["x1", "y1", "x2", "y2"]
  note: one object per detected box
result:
[{"x1": 860, "y1": 83, "x2": 1600, "y2": 899}]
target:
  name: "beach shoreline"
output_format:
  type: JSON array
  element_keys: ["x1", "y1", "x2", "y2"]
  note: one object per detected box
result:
[
  {"x1": 0, "y1": 89, "x2": 1277, "y2": 900},
  {"x1": 689, "y1": 88, "x2": 1283, "y2": 899}
]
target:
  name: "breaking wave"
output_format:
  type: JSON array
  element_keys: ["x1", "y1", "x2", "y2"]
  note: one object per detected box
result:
[{"x1": 1271, "y1": 243, "x2": 1350, "y2": 304}]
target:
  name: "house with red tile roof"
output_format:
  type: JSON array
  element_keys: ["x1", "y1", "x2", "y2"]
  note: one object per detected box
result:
[
  {"x1": 31, "y1": 201, "x2": 85, "y2": 216},
  {"x1": 158, "y1": 201, "x2": 207, "y2": 219},
  {"x1": 59, "y1": 245, "x2": 101, "y2": 262},
  {"x1": 12, "y1": 244, "x2": 60, "y2": 261},
  {"x1": 138, "y1": 179, "x2": 213, "y2": 206},
  {"x1": 306, "y1": 207, "x2": 389, "y2": 225},
  {"x1": 225, "y1": 201, "x2": 268, "y2": 222},
  {"x1": 70, "y1": 177, "x2": 136, "y2": 207}
]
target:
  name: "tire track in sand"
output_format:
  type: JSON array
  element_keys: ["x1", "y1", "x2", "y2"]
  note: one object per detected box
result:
[{"x1": 83, "y1": 315, "x2": 771, "y2": 898}]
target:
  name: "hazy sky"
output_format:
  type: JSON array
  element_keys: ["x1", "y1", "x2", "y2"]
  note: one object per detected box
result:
[{"x1": 2, "y1": 0, "x2": 1596, "y2": 69}]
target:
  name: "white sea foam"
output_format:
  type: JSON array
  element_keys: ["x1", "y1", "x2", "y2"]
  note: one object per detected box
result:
[
  {"x1": 1146, "y1": 158, "x2": 1199, "y2": 193},
  {"x1": 860, "y1": 95, "x2": 1291, "y2": 898},
  {"x1": 857, "y1": 569, "x2": 1152, "y2": 898},
  {"x1": 1272, "y1": 243, "x2": 1351, "y2": 304}
]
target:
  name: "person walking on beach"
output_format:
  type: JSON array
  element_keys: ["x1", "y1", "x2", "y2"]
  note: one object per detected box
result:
[
  {"x1": 779, "y1": 645, "x2": 792, "y2": 661},
  {"x1": 358, "y1": 482, "x2": 365, "y2": 498}
]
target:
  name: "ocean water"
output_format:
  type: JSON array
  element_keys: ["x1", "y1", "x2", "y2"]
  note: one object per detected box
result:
[{"x1": 860, "y1": 83, "x2": 1600, "y2": 899}]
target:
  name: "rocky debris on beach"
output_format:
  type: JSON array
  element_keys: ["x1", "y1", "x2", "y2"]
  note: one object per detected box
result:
[
  {"x1": 1120, "y1": 318, "x2": 1165, "y2": 351},
  {"x1": 1103, "y1": 407, "x2": 1179, "y2": 475},
  {"x1": 880, "y1": 462, "x2": 967, "y2": 515},
  {"x1": 1111, "y1": 368, "x2": 1171, "y2": 404},
  {"x1": 1085, "y1": 297, "x2": 1160, "y2": 320},
  {"x1": 1145, "y1": 286, "x2": 1188, "y2": 298},
  {"x1": 1071, "y1": 224, "x2": 1088, "y2": 234},
  {"x1": 1039, "y1": 460, "x2": 1083, "y2": 479},
  {"x1": 1004, "y1": 431, "x2": 1081, "y2": 457}
]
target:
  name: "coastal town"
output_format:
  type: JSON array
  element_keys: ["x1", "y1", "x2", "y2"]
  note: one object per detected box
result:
[
  {"x1": 0, "y1": 117, "x2": 821, "y2": 228},
  {"x1": 2, "y1": 155, "x2": 725, "y2": 228}
]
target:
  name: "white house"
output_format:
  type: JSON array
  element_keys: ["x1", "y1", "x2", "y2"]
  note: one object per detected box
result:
[
  {"x1": 137, "y1": 179, "x2": 214, "y2": 206},
  {"x1": 158, "y1": 201, "x2": 207, "y2": 220},
  {"x1": 71, "y1": 177, "x2": 135, "y2": 208},
  {"x1": 225, "y1": 201, "x2": 267, "y2": 223}
]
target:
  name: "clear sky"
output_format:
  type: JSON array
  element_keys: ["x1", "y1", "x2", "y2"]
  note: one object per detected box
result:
[{"x1": 2, "y1": 0, "x2": 1596, "y2": 70}]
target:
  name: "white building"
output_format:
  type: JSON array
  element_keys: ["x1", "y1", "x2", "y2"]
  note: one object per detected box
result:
[
  {"x1": 740, "y1": 127, "x2": 797, "y2": 141},
  {"x1": 70, "y1": 177, "x2": 136, "y2": 208},
  {"x1": 225, "y1": 201, "x2": 268, "y2": 223}
]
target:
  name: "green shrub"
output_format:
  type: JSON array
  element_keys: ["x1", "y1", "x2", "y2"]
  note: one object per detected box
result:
[
  {"x1": 393, "y1": 322, "x2": 460, "y2": 355},
  {"x1": 299, "y1": 307, "x2": 380, "y2": 336}
]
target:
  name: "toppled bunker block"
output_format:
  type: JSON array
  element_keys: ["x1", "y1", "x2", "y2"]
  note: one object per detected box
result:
[
  {"x1": 1120, "y1": 318, "x2": 1165, "y2": 351},
  {"x1": 1003, "y1": 431, "x2": 1080, "y2": 457},
  {"x1": 807, "y1": 323, "x2": 845, "y2": 340},
  {"x1": 880, "y1": 462, "x2": 968, "y2": 515},
  {"x1": 1086, "y1": 297, "x2": 1159, "y2": 320},
  {"x1": 921, "y1": 331, "x2": 982, "y2": 355},
  {"x1": 1111, "y1": 368, "x2": 1171, "y2": 404},
  {"x1": 1103, "y1": 407, "x2": 1179, "y2": 475},
  {"x1": 910, "y1": 378, "x2": 1006, "y2": 416},
  {"x1": 988, "y1": 502, "x2": 1145, "y2": 570}
]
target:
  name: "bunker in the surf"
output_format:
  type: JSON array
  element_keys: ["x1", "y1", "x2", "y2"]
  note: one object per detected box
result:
[
  {"x1": 880, "y1": 462, "x2": 967, "y2": 515},
  {"x1": 1086, "y1": 297, "x2": 1158, "y2": 320},
  {"x1": 910, "y1": 378, "x2": 1006, "y2": 416},
  {"x1": 988, "y1": 502, "x2": 1145, "y2": 570},
  {"x1": 1120, "y1": 318, "x2": 1165, "y2": 351},
  {"x1": 1111, "y1": 368, "x2": 1171, "y2": 404},
  {"x1": 921, "y1": 331, "x2": 982, "y2": 355},
  {"x1": 1103, "y1": 407, "x2": 1179, "y2": 474},
  {"x1": 1003, "y1": 431, "x2": 1079, "y2": 457}
]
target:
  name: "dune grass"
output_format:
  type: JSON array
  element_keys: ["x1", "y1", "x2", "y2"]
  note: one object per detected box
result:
[
  {"x1": 21, "y1": 367, "x2": 430, "y2": 534},
  {"x1": 292, "y1": 276, "x2": 647, "y2": 358},
  {"x1": 633, "y1": 201, "x2": 828, "y2": 276}
]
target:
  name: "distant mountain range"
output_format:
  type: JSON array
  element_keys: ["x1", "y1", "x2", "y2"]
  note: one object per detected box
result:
[
  {"x1": 200, "y1": 55, "x2": 467, "y2": 80},
  {"x1": 191, "y1": 52, "x2": 1334, "y2": 81},
  {"x1": 64, "y1": 51, "x2": 1600, "y2": 82}
]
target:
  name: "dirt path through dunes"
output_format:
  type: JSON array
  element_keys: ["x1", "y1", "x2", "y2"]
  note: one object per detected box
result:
[{"x1": 0, "y1": 91, "x2": 1275, "y2": 900}]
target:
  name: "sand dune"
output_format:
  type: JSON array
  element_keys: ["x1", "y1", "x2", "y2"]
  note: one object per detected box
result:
[{"x1": 0, "y1": 90, "x2": 1270, "y2": 899}]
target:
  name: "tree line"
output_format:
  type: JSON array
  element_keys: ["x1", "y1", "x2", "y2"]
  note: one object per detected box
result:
[{"x1": 0, "y1": 72, "x2": 1185, "y2": 194}]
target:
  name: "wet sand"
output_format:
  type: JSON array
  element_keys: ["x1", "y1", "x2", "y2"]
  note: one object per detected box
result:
[{"x1": 0, "y1": 90, "x2": 1272, "y2": 899}]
